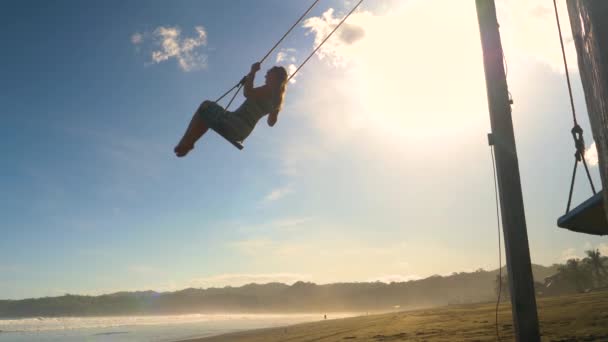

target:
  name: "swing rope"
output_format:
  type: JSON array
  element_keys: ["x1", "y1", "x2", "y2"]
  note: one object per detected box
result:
[
  {"x1": 287, "y1": 0, "x2": 364, "y2": 82},
  {"x1": 215, "y1": 0, "x2": 364, "y2": 111},
  {"x1": 552, "y1": 0, "x2": 597, "y2": 214},
  {"x1": 553, "y1": 0, "x2": 578, "y2": 127},
  {"x1": 260, "y1": 0, "x2": 322, "y2": 65},
  {"x1": 214, "y1": 0, "x2": 322, "y2": 108}
]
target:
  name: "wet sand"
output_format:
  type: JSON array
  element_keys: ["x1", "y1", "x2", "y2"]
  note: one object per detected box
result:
[{"x1": 176, "y1": 290, "x2": 608, "y2": 342}]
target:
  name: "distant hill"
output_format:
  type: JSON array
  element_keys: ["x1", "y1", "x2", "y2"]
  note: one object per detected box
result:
[
  {"x1": 0, "y1": 264, "x2": 559, "y2": 318},
  {"x1": 492, "y1": 263, "x2": 559, "y2": 283}
]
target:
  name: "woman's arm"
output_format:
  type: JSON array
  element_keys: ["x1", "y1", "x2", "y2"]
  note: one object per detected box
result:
[
  {"x1": 242, "y1": 64, "x2": 256, "y2": 98},
  {"x1": 243, "y1": 62, "x2": 270, "y2": 99},
  {"x1": 267, "y1": 110, "x2": 279, "y2": 127}
]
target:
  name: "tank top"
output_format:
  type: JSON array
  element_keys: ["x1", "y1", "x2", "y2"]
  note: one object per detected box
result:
[
  {"x1": 235, "y1": 97, "x2": 278, "y2": 126},
  {"x1": 222, "y1": 96, "x2": 279, "y2": 141}
]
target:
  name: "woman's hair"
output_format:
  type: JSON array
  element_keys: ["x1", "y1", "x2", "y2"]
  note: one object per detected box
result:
[{"x1": 269, "y1": 66, "x2": 288, "y2": 111}]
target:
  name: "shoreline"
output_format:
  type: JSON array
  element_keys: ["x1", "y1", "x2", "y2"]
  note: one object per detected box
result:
[{"x1": 173, "y1": 315, "x2": 368, "y2": 342}]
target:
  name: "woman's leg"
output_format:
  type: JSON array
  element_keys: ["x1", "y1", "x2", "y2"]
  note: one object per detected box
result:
[{"x1": 174, "y1": 101, "x2": 211, "y2": 157}]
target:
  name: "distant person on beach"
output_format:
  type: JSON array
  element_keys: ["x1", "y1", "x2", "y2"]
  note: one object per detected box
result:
[{"x1": 174, "y1": 62, "x2": 288, "y2": 157}]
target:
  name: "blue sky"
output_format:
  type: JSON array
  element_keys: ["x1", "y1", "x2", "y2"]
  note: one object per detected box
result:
[{"x1": 1, "y1": 0, "x2": 607, "y2": 300}]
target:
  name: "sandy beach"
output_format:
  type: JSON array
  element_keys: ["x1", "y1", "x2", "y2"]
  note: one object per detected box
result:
[{"x1": 177, "y1": 290, "x2": 608, "y2": 342}]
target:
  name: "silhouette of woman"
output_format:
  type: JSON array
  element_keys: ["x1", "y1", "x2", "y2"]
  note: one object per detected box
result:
[{"x1": 174, "y1": 62, "x2": 288, "y2": 157}]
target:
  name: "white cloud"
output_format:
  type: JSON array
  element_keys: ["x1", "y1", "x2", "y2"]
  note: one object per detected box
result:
[
  {"x1": 275, "y1": 48, "x2": 299, "y2": 83},
  {"x1": 302, "y1": 8, "x2": 367, "y2": 67},
  {"x1": 581, "y1": 243, "x2": 608, "y2": 257},
  {"x1": 152, "y1": 26, "x2": 208, "y2": 71},
  {"x1": 69, "y1": 280, "x2": 184, "y2": 296},
  {"x1": 586, "y1": 141, "x2": 599, "y2": 166},
  {"x1": 189, "y1": 273, "x2": 312, "y2": 288},
  {"x1": 367, "y1": 274, "x2": 422, "y2": 283},
  {"x1": 599, "y1": 243, "x2": 608, "y2": 256},
  {"x1": 133, "y1": 25, "x2": 208, "y2": 72},
  {"x1": 276, "y1": 48, "x2": 297, "y2": 64},
  {"x1": 560, "y1": 247, "x2": 580, "y2": 261},
  {"x1": 286, "y1": 64, "x2": 298, "y2": 83},
  {"x1": 263, "y1": 184, "x2": 293, "y2": 202},
  {"x1": 131, "y1": 32, "x2": 143, "y2": 45}
]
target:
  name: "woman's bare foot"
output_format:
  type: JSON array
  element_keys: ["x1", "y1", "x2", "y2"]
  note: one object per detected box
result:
[
  {"x1": 174, "y1": 104, "x2": 210, "y2": 158},
  {"x1": 174, "y1": 143, "x2": 194, "y2": 157}
]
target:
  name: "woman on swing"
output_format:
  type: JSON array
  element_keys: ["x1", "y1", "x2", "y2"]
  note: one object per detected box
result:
[{"x1": 174, "y1": 62, "x2": 288, "y2": 157}]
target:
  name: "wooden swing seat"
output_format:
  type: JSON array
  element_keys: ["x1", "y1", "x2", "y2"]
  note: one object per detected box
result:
[
  {"x1": 557, "y1": 191, "x2": 608, "y2": 235},
  {"x1": 210, "y1": 126, "x2": 244, "y2": 150}
]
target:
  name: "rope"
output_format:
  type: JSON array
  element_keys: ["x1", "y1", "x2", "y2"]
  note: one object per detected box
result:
[
  {"x1": 214, "y1": 82, "x2": 241, "y2": 103},
  {"x1": 566, "y1": 159, "x2": 578, "y2": 213},
  {"x1": 223, "y1": 82, "x2": 244, "y2": 113},
  {"x1": 553, "y1": 0, "x2": 597, "y2": 213},
  {"x1": 259, "y1": 0, "x2": 321, "y2": 65},
  {"x1": 288, "y1": 0, "x2": 364, "y2": 82},
  {"x1": 490, "y1": 145, "x2": 502, "y2": 342},
  {"x1": 214, "y1": 0, "x2": 322, "y2": 109},
  {"x1": 553, "y1": 0, "x2": 578, "y2": 126}
]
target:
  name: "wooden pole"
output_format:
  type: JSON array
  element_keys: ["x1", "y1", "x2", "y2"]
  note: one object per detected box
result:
[{"x1": 475, "y1": 1, "x2": 541, "y2": 341}]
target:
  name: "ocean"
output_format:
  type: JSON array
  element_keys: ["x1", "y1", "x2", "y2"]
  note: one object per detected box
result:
[{"x1": 0, "y1": 313, "x2": 356, "y2": 341}]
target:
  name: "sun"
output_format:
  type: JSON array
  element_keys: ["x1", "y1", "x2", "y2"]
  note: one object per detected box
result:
[{"x1": 304, "y1": 1, "x2": 490, "y2": 146}]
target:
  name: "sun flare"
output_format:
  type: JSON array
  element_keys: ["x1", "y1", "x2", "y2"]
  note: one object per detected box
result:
[{"x1": 304, "y1": 1, "x2": 489, "y2": 146}]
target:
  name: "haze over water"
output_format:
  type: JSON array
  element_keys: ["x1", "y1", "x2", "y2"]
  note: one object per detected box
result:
[{"x1": 0, "y1": 313, "x2": 357, "y2": 342}]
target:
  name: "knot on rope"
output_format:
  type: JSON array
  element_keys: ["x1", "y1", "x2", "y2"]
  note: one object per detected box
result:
[
  {"x1": 565, "y1": 124, "x2": 597, "y2": 213},
  {"x1": 571, "y1": 124, "x2": 586, "y2": 162}
]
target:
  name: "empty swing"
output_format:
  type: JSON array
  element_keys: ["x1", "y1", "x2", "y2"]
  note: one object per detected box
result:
[{"x1": 552, "y1": 0, "x2": 607, "y2": 235}]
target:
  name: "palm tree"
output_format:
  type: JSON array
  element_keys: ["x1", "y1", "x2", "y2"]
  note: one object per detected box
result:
[
  {"x1": 558, "y1": 258, "x2": 593, "y2": 292},
  {"x1": 585, "y1": 249, "x2": 607, "y2": 286}
]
